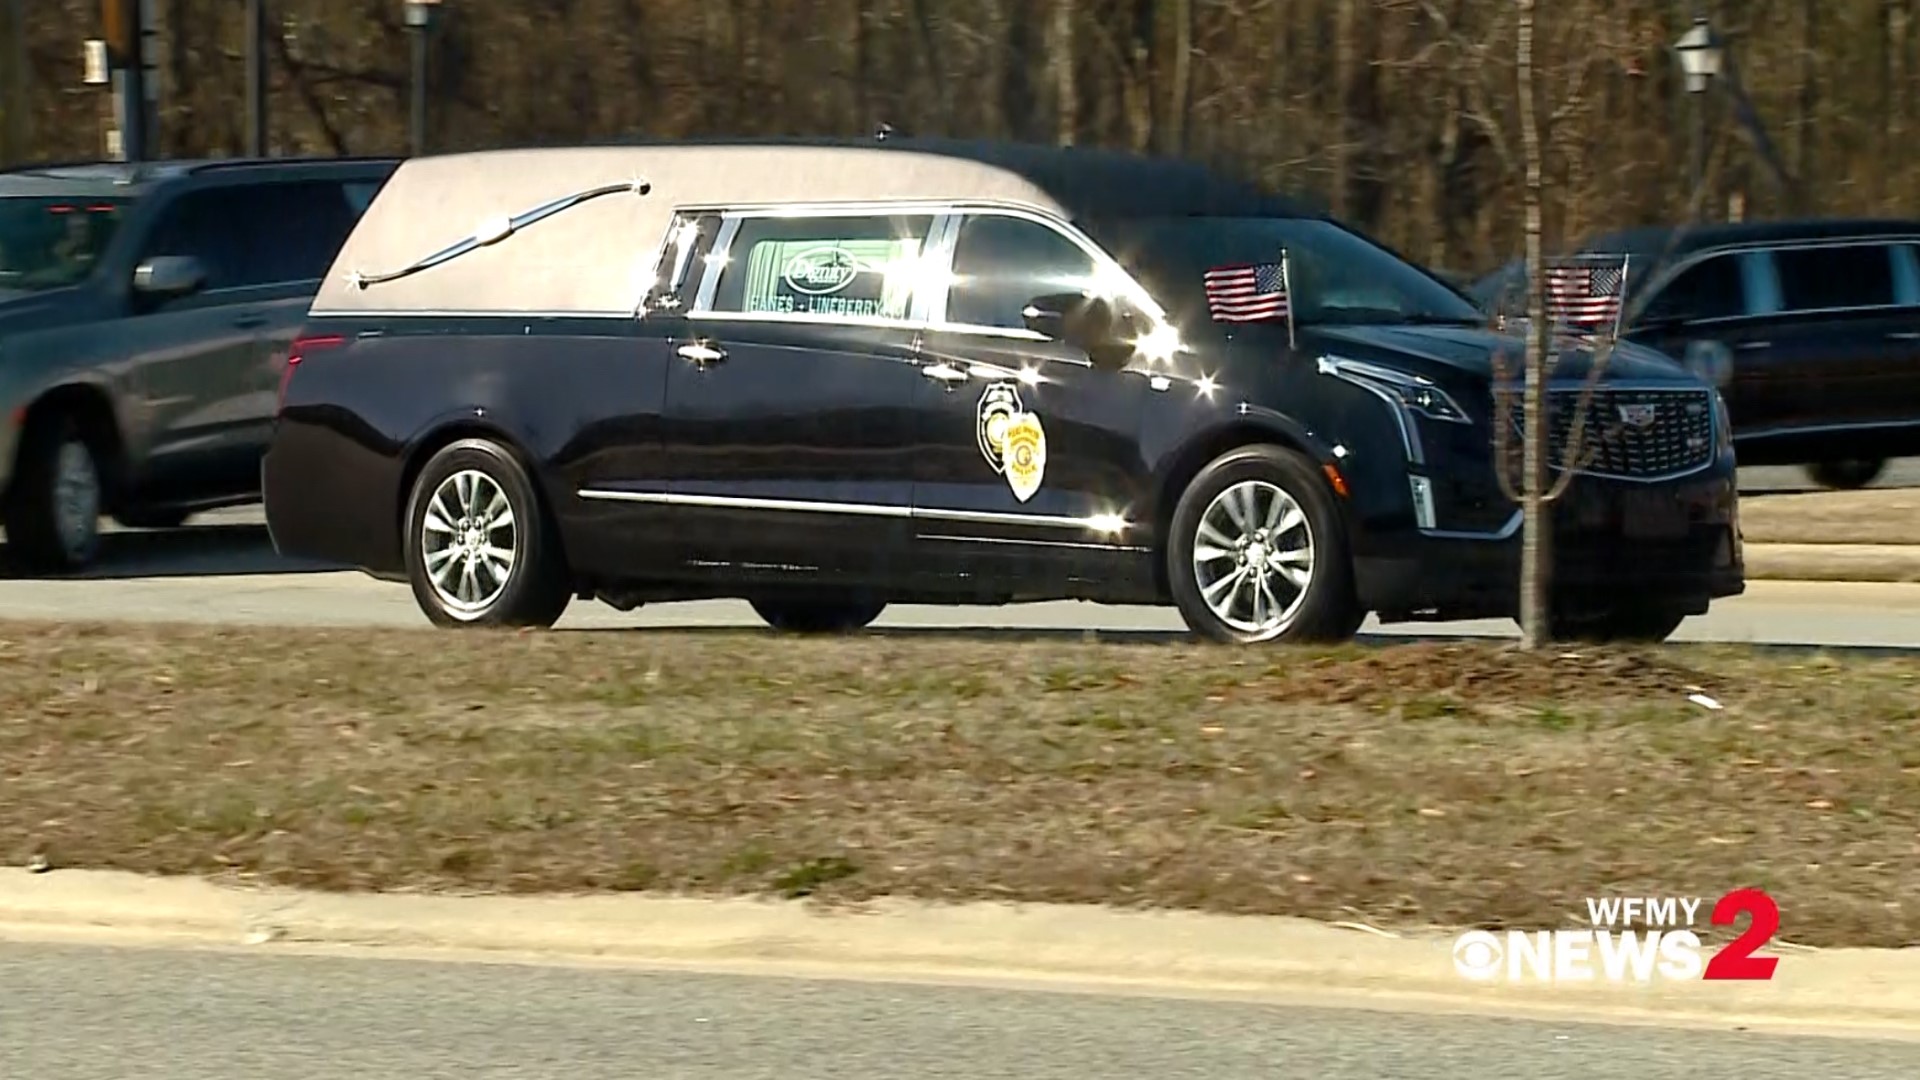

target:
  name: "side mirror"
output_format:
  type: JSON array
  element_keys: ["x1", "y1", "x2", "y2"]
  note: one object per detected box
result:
[
  {"x1": 1021, "y1": 292, "x2": 1136, "y2": 369},
  {"x1": 132, "y1": 255, "x2": 207, "y2": 299}
]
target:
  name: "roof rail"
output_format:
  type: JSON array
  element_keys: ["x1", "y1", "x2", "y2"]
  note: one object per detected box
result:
[
  {"x1": 0, "y1": 158, "x2": 117, "y2": 175},
  {"x1": 189, "y1": 155, "x2": 404, "y2": 173}
]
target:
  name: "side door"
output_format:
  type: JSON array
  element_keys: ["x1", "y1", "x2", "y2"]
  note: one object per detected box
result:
[
  {"x1": 908, "y1": 209, "x2": 1154, "y2": 590},
  {"x1": 1629, "y1": 250, "x2": 1783, "y2": 432},
  {"x1": 653, "y1": 207, "x2": 939, "y2": 581},
  {"x1": 121, "y1": 184, "x2": 272, "y2": 503},
  {"x1": 1762, "y1": 241, "x2": 1915, "y2": 432}
]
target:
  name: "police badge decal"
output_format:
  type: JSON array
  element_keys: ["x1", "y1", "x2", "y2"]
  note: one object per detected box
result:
[{"x1": 976, "y1": 382, "x2": 1047, "y2": 502}]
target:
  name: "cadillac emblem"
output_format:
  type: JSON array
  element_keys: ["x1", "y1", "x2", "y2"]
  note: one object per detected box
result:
[{"x1": 1616, "y1": 402, "x2": 1658, "y2": 429}]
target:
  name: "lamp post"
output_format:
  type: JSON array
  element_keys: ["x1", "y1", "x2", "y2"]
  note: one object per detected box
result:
[
  {"x1": 1674, "y1": 16, "x2": 1725, "y2": 217},
  {"x1": 403, "y1": 0, "x2": 442, "y2": 156}
]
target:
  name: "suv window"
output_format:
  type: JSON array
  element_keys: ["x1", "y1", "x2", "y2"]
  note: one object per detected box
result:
[
  {"x1": 707, "y1": 213, "x2": 936, "y2": 320},
  {"x1": 946, "y1": 214, "x2": 1100, "y2": 331},
  {"x1": 1640, "y1": 255, "x2": 1746, "y2": 323},
  {"x1": 144, "y1": 179, "x2": 373, "y2": 292},
  {"x1": 0, "y1": 197, "x2": 131, "y2": 293},
  {"x1": 1773, "y1": 244, "x2": 1897, "y2": 311}
]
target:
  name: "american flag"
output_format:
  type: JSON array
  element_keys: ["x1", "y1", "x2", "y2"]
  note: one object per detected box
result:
[
  {"x1": 1544, "y1": 261, "x2": 1626, "y2": 328},
  {"x1": 1204, "y1": 261, "x2": 1290, "y2": 323}
]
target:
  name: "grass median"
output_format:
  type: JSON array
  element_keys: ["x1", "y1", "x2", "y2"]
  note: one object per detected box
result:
[{"x1": 3, "y1": 621, "x2": 1917, "y2": 948}]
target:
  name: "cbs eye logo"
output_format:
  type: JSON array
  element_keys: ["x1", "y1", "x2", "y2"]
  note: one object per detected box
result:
[{"x1": 1452, "y1": 930, "x2": 1505, "y2": 981}]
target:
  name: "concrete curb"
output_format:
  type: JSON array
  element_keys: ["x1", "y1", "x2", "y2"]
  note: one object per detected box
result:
[
  {"x1": 3, "y1": 869, "x2": 1918, "y2": 1038},
  {"x1": 1743, "y1": 543, "x2": 1920, "y2": 584}
]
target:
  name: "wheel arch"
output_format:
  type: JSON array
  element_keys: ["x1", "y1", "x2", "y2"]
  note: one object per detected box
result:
[
  {"x1": 1149, "y1": 413, "x2": 1343, "y2": 598},
  {"x1": 396, "y1": 417, "x2": 555, "y2": 530},
  {"x1": 12, "y1": 382, "x2": 129, "y2": 509}
]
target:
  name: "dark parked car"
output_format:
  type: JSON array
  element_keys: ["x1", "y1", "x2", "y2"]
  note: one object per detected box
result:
[
  {"x1": 265, "y1": 139, "x2": 1741, "y2": 644},
  {"x1": 1470, "y1": 219, "x2": 1920, "y2": 489},
  {"x1": 0, "y1": 156, "x2": 398, "y2": 571}
]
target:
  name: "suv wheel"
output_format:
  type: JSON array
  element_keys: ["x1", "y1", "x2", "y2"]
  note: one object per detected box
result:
[
  {"x1": 1805, "y1": 458, "x2": 1886, "y2": 490},
  {"x1": 1167, "y1": 445, "x2": 1364, "y2": 644},
  {"x1": 1548, "y1": 606, "x2": 1688, "y2": 644},
  {"x1": 749, "y1": 596, "x2": 887, "y2": 634},
  {"x1": 402, "y1": 439, "x2": 571, "y2": 628},
  {"x1": 4, "y1": 414, "x2": 105, "y2": 574}
]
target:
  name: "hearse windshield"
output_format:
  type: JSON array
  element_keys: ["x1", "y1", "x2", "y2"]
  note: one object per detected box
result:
[
  {"x1": 1105, "y1": 216, "x2": 1484, "y2": 329},
  {"x1": 0, "y1": 196, "x2": 130, "y2": 294}
]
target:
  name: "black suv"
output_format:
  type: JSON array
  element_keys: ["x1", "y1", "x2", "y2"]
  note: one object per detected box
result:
[
  {"x1": 1471, "y1": 220, "x2": 1920, "y2": 489},
  {"x1": 265, "y1": 139, "x2": 1742, "y2": 644},
  {"x1": 0, "y1": 156, "x2": 398, "y2": 571}
]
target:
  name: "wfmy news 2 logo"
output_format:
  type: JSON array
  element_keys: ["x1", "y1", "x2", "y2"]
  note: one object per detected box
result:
[{"x1": 1452, "y1": 889, "x2": 1780, "y2": 983}]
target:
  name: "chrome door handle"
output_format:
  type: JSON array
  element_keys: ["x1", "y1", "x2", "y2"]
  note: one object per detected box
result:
[
  {"x1": 1889, "y1": 331, "x2": 1920, "y2": 341},
  {"x1": 1736, "y1": 341, "x2": 1770, "y2": 350},
  {"x1": 677, "y1": 341, "x2": 727, "y2": 364},
  {"x1": 921, "y1": 362, "x2": 969, "y2": 384}
]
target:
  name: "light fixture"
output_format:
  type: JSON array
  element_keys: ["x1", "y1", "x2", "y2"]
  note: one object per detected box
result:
[{"x1": 1674, "y1": 17, "x2": 1724, "y2": 94}]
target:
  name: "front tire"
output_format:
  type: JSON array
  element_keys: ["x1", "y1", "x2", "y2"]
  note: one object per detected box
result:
[
  {"x1": 1805, "y1": 458, "x2": 1885, "y2": 490},
  {"x1": 402, "y1": 438, "x2": 571, "y2": 628},
  {"x1": 1167, "y1": 445, "x2": 1363, "y2": 644},
  {"x1": 750, "y1": 596, "x2": 886, "y2": 634},
  {"x1": 4, "y1": 414, "x2": 105, "y2": 574}
]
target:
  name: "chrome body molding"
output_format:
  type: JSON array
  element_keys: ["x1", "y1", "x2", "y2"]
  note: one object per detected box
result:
[{"x1": 576, "y1": 489, "x2": 1133, "y2": 536}]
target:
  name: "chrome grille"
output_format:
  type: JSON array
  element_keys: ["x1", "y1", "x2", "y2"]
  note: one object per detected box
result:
[{"x1": 1509, "y1": 388, "x2": 1715, "y2": 481}]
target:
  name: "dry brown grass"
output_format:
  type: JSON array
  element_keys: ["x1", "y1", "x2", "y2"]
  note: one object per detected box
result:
[
  {"x1": 1743, "y1": 488, "x2": 1920, "y2": 546},
  {"x1": 3, "y1": 621, "x2": 1918, "y2": 947}
]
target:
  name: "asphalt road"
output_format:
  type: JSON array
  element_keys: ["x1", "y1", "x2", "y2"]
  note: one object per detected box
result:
[
  {"x1": 0, "y1": 459, "x2": 1917, "y2": 647},
  {"x1": 4, "y1": 940, "x2": 1916, "y2": 1080}
]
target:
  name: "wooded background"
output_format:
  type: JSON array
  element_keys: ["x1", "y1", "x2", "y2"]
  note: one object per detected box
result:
[{"x1": 1, "y1": 0, "x2": 1914, "y2": 278}]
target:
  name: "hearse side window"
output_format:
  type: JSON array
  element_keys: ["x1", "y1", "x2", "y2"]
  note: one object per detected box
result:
[
  {"x1": 945, "y1": 214, "x2": 1100, "y2": 331},
  {"x1": 707, "y1": 214, "x2": 935, "y2": 321},
  {"x1": 1773, "y1": 244, "x2": 1897, "y2": 312},
  {"x1": 1639, "y1": 254, "x2": 1745, "y2": 323}
]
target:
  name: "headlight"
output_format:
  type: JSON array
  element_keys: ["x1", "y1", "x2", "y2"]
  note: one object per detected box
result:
[{"x1": 1317, "y1": 354, "x2": 1472, "y2": 424}]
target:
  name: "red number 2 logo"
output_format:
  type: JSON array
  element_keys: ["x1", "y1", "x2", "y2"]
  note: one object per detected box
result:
[{"x1": 1702, "y1": 888, "x2": 1780, "y2": 981}]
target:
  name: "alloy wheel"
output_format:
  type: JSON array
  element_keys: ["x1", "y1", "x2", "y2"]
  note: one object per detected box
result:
[
  {"x1": 1190, "y1": 479, "x2": 1315, "y2": 637},
  {"x1": 420, "y1": 469, "x2": 518, "y2": 616}
]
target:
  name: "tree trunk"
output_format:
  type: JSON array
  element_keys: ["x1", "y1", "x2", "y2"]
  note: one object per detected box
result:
[
  {"x1": 1517, "y1": 0, "x2": 1551, "y2": 649},
  {"x1": 1795, "y1": 0, "x2": 1818, "y2": 185},
  {"x1": 1167, "y1": 0, "x2": 1193, "y2": 155},
  {"x1": 1050, "y1": 0, "x2": 1077, "y2": 146},
  {"x1": 1331, "y1": 0, "x2": 1356, "y2": 216}
]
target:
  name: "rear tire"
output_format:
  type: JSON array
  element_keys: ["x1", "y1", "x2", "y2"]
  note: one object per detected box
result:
[
  {"x1": 4, "y1": 413, "x2": 105, "y2": 574},
  {"x1": 750, "y1": 596, "x2": 886, "y2": 634},
  {"x1": 1805, "y1": 458, "x2": 1885, "y2": 490},
  {"x1": 1167, "y1": 445, "x2": 1363, "y2": 644},
  {"x1": 402, "y1": 438, "x2": 571, "y2": 629}
]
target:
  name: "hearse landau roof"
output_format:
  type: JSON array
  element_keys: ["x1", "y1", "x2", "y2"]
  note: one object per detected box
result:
[{"x1": 308, "y1": 138, "x2": 1310, "y2": 318}]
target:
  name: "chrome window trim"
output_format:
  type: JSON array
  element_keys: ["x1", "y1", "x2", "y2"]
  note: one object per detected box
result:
[
  {"x1": 304, "y1": 308, "x2": 635, "y2": 320},
  {"x1": 691, "y1": 214, "x2": 743, "y2": 313},
  {"x1": 912, "y1": 213, "x2": 963, "y2": 324}
]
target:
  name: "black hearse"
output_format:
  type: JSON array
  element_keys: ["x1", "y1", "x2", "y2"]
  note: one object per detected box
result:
[
  {"x1": 1471, "y1": 219, "x2": 1920, "y2": 489},
  {"x1": 263, "y1": 139, "x2": 1743, "y2": 643}
]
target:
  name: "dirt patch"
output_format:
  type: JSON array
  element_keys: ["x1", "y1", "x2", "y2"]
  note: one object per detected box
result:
[
  {"x1": 3, "y1": 622, "x2": 1917, "y2": 948},
  {"x1": 1742, "y1": 488, "x2": 1920, "y2": 546}
]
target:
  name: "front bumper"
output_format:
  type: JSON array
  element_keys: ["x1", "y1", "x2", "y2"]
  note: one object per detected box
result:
[{"x1": 1356, "y1": 469, "x2": 1744, "y2": 623}]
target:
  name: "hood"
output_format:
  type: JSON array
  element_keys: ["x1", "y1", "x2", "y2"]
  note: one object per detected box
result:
[{"x1": 1306, "y1": 323, "x2": 1693, "y2": 384}]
